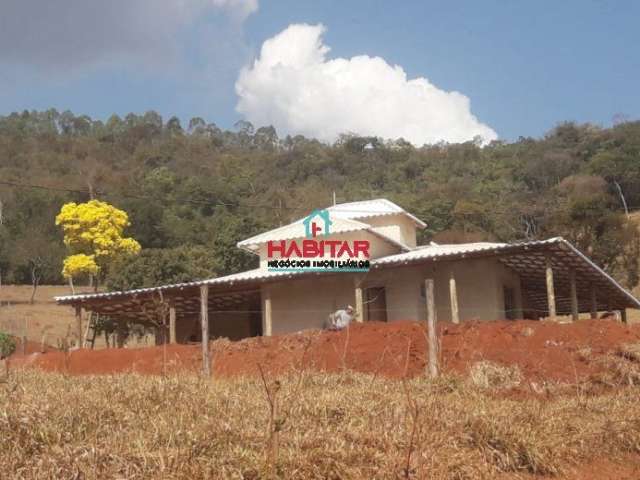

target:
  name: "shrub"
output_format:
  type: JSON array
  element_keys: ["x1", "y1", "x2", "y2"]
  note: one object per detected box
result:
[{"x1": 0, "y1": 332, "x2": 16, "y2": 359}]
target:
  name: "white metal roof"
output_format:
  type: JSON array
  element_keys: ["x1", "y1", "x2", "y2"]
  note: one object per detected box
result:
[
  {"x1": 237, "y1": 216, "x2": 371, "y2": 251},
  {"x1": 327, "y1": 199, "x2": 427, "y2": 227},
  {"x1": 371, "y1": 241, "x2": 514, "y2": 266},
  {"x1": 54, "y1": 237, "x2": 640, "y2": 313},
  {"x1": 237, "y1": 198, "x2": 426, "y2": 251},
  {"x1": 53, "y1": 267, "x2": 307, "y2": 303}
]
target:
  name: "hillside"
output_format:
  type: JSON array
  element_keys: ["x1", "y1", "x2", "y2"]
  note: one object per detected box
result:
[{"x1": 1, "y1": 111, "x2": 640, "y2": 296}]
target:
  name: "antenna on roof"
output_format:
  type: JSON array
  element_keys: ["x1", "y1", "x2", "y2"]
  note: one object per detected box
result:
[{"x1": 332, "y1": 191, "x2": 336, "y2": 206}]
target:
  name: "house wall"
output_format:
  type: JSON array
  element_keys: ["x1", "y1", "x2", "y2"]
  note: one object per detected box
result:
[
  {"x1": 174, "y1": 306, "x2": 259, "y2": 343},
  {"x1": 363, "y1": 215, "x2": 417, "y2": 248},
  {"x1": 354, "y1": 258, "x2": 513, "y2": 322},
  {"x1": 263, "y1": 275, "x2": 356, "y2": 334},
  {"x1": 263, "y1": 256, "x2": 524, "y2": 335}
]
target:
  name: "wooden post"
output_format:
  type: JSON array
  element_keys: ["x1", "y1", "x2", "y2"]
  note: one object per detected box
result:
[
  {"x1": 22, "y1": 316, "x2": 27, "y2": 355},
  {"x1": 621, "y1": 309, "x2": 628, "y2": 324},
  {"x1": 169, "y1": 305, "x2": 177, "y2": 344},
  {"x1": 569, "y1": 269, "x2": 579, "y2": 322},
  {"x1": 590, "y1": 284, "x2": 598, "y2": 319},
  {"x1": 425, "y1": 279, "x2": 438, "y2": 378},
  {"x1": 75, "y1": 305, "x2": 83, "y2": 348},
  {"x1": 263, "y1": 289, "x2": 273, "y2": 337},
  {"x1": 354, "y1": 280, "x2": 364, "y2": 323},
  {"x1": 545, "y1": 255, "x2": 556, "y2": 320},
  {"x1": 200, "y1": 285, "x2": 210, "y2": 376},
  {"x1": 449, "y1": 268, "x2": 459, "y2": 324}
]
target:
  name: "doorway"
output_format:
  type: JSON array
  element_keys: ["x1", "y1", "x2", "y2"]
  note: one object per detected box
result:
[{"x1": 365, "y1": 287, "x2": 388, "y2": 322}]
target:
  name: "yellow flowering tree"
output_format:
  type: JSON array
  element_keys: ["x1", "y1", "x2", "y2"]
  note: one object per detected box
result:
[{"x1": 56, "y1": 200, "x2": 141, "y2": 291}]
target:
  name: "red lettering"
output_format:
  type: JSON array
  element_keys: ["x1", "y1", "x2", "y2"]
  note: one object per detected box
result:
[
  {"x1": 302, "y1": 240, "x2": 319, "y2": 257},
  {"x1": 325, "y1": 240, "x2": 340, "y2": 257},
  {"x1": 353, "y1": 240, "x2": 370, "y2": 258},
  {"x1": 336, "y1": 242, "x2": 354, "y2": 257},
  {"x1": 311, "y1": 222, "x2": 322, "y2": 237},
  {"x1": 267, "y1": 241, "x2": 286, "y2": 257},
  {"x1": 285, "y1": 241, "x2": 302, "y2": 258}
]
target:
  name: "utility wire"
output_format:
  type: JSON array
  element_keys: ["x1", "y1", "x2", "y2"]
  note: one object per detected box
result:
[{"x1": 1, "y1": 179, "x2": 638, "y2": 220}]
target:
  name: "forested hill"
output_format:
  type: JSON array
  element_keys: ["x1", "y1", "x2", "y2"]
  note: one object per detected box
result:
[{"x1": 0, "y1": 110, "x2": 639, "y2": 291}]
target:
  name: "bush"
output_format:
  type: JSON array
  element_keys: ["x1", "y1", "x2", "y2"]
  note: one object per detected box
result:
[{"x1": 0, "y1": 332, "x2": 16, "y2": 359}]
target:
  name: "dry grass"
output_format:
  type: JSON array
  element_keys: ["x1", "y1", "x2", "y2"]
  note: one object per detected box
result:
[
  {"x1": 469, "y1": 361, "x2": 523, "y2": 390},
  {"x1": 0, "y1": 285, "x2": 90, "y2": 345},
  {"x1": 1, "y1": 369, "x2": 639, "y2": 479},
  {"x1": 0, "y1": 285, "x2": 153, "y2": 349},
  {"x1": 591, "y1": 343, "x2": 640, "y2": 388},
  {"x1": 619, "y1": 343, "x2": 640, "y2": 362}
]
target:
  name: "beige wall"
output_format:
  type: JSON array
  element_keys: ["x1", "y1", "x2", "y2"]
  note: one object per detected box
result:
[
  {"x1": 364, "y1": 214, "x2": 417, "y2": 248},
  {"x1": 263, "y1": 257, "x2": 524, "y2": 335},
  {"x1": 263, "y1": 274, "x2": 356, "y2": 334},
  {"x1": 175, "y1": 309, "x2": 258, "y2": 343}
]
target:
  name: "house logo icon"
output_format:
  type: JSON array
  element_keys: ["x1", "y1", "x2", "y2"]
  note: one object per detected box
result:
[{"x1": 303, "y1": 209, "x2": 332, "y2": 238}]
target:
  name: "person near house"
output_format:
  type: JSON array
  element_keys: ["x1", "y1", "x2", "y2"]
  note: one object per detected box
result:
[{"x1": 325, "y1": 305, "x2": 355, "y2": 330}]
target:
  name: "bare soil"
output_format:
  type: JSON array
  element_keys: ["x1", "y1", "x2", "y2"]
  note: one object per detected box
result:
[{"x1": 9, "y1": 319, "x2": 640, "y2": 383}]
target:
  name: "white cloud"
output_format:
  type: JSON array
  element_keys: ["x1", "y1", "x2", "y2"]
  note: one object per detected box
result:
[
  {"x1": 211, "y1": 0, "x2": 258, "y2": 20},
  {"x1": 236, "y1": 24, "x2": 498, "y2": 145},
  {"x1": 0, "y1": 0, "x2": 258, "y2": 71}
]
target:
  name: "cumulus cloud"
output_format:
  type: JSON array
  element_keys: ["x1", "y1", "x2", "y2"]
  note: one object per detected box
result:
[
  {"x1": 0, "y1": 0, "x2": 258, "y2": 71},
  {"x1": 236, "y1": 24, "x2": 497, "y2": 145}
]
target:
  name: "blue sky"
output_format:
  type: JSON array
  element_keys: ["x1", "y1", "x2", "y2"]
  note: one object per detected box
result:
[{"x1": 1, "y1": 0, "x2": 638, "y2": 142}]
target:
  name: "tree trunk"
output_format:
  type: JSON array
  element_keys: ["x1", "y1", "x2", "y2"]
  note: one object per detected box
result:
[
  {"x1": 614, "y1": 181, "x2": 629, "y2": 218},
  {"x1": 68, "y1": 276, "x2": 75, "y2": 294},
  {"x1": 30, "y1": 267, "x2": 40, "y2": 305}
]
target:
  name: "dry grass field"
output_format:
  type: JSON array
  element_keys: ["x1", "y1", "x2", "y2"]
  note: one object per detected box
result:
[
  {"x1": 0, "y1": 285, "x2": 88, "y2": 347},
  {"x1": 1, "y1": 367, "x2": 640, "y2": 479},
  {"x1": 0, "y1": 285, "x2": 154, "y2": 349}
]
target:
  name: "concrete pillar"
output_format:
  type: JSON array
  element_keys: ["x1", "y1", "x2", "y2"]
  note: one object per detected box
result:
[
  {"x1": 354, "y1": 281, "x2": 364, "y2": 323},
  {"x1": 263, "y1": 288, "x2": 272, "y2": 336},
  {"x1": 570, "y1": 269, "x2": 579, "y2": 322},
  {"x1": 449, "y1": 268, "x2": 459, "y2": 324},
  {"x1": 545, "y1": 255, "x2": 556, "y2": 320}
]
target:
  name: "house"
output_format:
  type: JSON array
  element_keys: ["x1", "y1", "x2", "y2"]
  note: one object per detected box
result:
[{"x1": 55, "y1": 199, "x2": 640, "y2": 348}]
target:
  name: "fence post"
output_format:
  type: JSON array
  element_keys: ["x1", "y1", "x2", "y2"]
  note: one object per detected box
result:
[
  {"x1": 425, "y1": 278, "x2": 438, "y2": 378},
  {"x1": 200, "y1": 285, "x2": 210, "y2": 377}
]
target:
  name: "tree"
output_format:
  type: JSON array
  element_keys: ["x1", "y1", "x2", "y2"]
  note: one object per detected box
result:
[
  {"x1": 55, "y1": 200, "x2": 141, "y2": 290},
  {"x1": 106, "y1": 245, "x2": 219, "y2": 291}
]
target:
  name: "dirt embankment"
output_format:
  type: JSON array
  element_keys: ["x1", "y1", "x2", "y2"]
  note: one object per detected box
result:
[{"x1": 8, "y1": 319, "x2": 640, "y2": 382}]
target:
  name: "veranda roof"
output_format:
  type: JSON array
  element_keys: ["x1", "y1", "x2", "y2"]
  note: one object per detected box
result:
[{"x1": 55, "y1": 237, "x2": 640, "y2": 321}]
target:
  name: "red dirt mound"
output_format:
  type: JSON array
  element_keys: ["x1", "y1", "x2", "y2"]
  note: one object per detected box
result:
[{"x1": 8, "y1": 319, "x2": 640, "y2": 382}]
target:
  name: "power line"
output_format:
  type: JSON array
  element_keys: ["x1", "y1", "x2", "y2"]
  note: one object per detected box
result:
[
  {"x1": 1, "y1": 179, "x2": 636, "y2": 223},
  {"x1": 0, "y1": 179, "x2": 430, "y2": 217}
]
